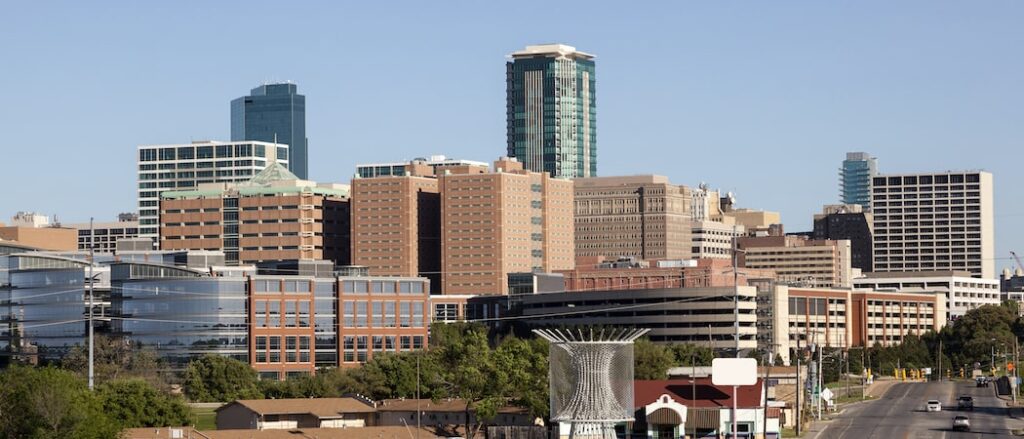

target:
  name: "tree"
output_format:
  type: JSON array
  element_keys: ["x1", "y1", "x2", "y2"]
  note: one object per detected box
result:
[
  {"x1": 669, "y1": 343, "x2": 713, "y2": 367},
  {"x1": 493, "y1": 335, "x2": 549, "y2": 419},
  {"x1": 61, "y1": 334, "x2": 163, "y2": 388},
  {"x1": 633, "y1": 339, "x2": 676, "y2": 380},
  {"x1": 0, "y1": 366, "x2": 120, "y2": 438},
  {"x1": 426, "y1": 323, "x2": 506, "y2": 438},
  {"x1": 183, "y1": 355, "x2": 261, "y2": 402},
  {"x1": 96, "y1": 379, "x2": 190, "y2": 428}
]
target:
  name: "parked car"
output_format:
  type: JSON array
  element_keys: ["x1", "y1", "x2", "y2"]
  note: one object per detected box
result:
[
  {"x1": 977, "y1": 377, "x2": 989, "y2": 387},
  {"x1": 926, "y1": 400, "x2": 942, "y2": 412},
  {"x1": 957, "y1": 396, "x2": 974, "y2": 411},
  {"x1": 952, "y1": 415, "x2": 970, "y2": 431}
]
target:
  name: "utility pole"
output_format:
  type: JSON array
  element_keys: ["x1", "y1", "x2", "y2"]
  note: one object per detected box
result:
[
  {"x1": 1015, "y1": 338, "x2": 1019, "y2": 404},
  {"x1": 416, "y1": 353, "x2": 421, "y2": 439},
  {"x1": 938, "y1": 339, "x2": 943, "y2": 382},
  {"x1": 817, "y1": 341, "x2": 823, "y2": 419},
  {"x1": 691, "y1": 350, "x2": 697, "y2": 439},
  {"x1": 733, "y1": 225, "x2": 740, "y2": 358},
  {"x1": 87, "y1": 217, "x2": 95, "y2": 391},
  {"x1": 796, "y1": 335, "x2": 802, "y2": 436},
  {"x1": 762, "y1": 346, "x2": 773, "y2": 439},
  {"x1": 731, "y1": 227, "x2": 739, "y2": 439}
]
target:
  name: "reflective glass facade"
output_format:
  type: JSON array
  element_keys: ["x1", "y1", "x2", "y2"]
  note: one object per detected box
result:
[
  {"x1": 231, "y1": 83, "x2": 308, "y2": 179},
  {"x1": 840, "y1": 152, "x2": 877, "y2": 209},
  {"x1": 507, "y1": 47, "x2": 596, "y2": 178},
  {"x1": 0, "y1": 253, "x2": 98, "y2": 362},
  {"x1": 112, "y1": 264, "x2": 248, "y2": 367}
]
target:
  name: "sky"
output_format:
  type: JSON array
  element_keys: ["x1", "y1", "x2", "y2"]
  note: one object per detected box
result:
[{"x1": 1, "y1": 1, "x2": 1022, "y2": 273}]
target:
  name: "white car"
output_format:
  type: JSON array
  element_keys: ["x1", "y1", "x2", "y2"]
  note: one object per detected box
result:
[{"x1": 926, "y1": 400, "x2": 942, "y2": 412}]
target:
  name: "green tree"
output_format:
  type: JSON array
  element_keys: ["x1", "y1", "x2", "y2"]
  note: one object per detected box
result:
[
  {"x1": 0, "y1": 366, "x2": 120, "y2": 439},
  {"x1": 183, "y1": 355, "x2": 261, "y2": 402},
  {"x1": 426, "y1": 323, "x2": 506, "y2": 438},
  {"x1": 633, "y1": 339, "x2": 676, "y2": 379},
  {"x1": 96, "y1": 379, "x2": 190, "y2": 428},
  {"x1": 494, "y1": 335, "x2": 549, "y2": 419},
  {"x1": 669, "y1": 343, "x2": 713, "y2": 367}
]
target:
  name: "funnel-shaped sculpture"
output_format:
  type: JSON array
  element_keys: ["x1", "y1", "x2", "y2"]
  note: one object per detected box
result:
[{"x1": 534, "y1": 328, "x2": 649, "y2": 439}]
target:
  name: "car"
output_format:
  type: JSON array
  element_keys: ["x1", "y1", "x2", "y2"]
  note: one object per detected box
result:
[
  {"x1": 957, "y1": 396, "x2": 974, "y2": 411},
  {"x1": 952, "y1": 415, "x2": 970, "y2": 431},
  {"x1": 926, "y1": 400, "x2": 942, "y2": 412},
  {"x1": 977, "y1": 378, "x2": 989, "y2": 387}
]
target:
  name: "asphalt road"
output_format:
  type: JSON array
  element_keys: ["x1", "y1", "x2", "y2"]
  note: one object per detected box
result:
[{"x1": 818, "y1": 380, "x2": 1020, "y2": 438}]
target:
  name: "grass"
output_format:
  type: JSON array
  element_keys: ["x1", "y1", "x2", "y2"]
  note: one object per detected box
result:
[
  {"x1": 190, "y1": 406, "x2": 217, "y2": 431},
  {"x1": 781, "y1": 427, "x2": 804, "y2": 438}
]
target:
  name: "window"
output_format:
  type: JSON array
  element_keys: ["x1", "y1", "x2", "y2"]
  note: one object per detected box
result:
[
  {"x1": 197, "y1": 146, "x2": 214, "y2": 159},
  {"x1": 269, "y1": 336, "x2": 281, "y2": 363}
]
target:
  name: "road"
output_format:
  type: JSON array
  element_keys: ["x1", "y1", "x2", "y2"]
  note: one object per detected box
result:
[{"x1": 818, "y1": 380, "x2": 1021, "y2": 438}]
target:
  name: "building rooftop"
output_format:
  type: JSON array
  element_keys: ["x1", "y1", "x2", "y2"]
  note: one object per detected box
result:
[
  {"x1": 857, "y1": 271, "x2": 979, "y2": 279},
  {"x1": 634, "y1": 378, "x2": 764, "y2": 409},
  {"x1": 510, "y1": 44, "x2": 595, "y2": 60},
  {"x1": 124, "y1": 426, "x2": 436, "y2": 439},
  {"x1": 217, "y1": 397, "x2": 376, "y2": 417}
]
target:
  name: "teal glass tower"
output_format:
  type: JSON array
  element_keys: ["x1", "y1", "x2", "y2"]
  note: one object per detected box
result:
[
  {"x1": 840, "y1": 152, "x2": 877, "y2": 209},
  {"x1": 507, "y1": 44, "x2": 596, "y2": 178},
  {"x1": 231, "y1": 83, "x2": 308, "y2": 179}
]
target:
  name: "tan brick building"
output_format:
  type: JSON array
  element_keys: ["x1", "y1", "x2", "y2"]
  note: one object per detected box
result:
[
  {"x1": 574, "y1": 175, "x2": 692, "y2": 261},
  {"x1": 0, "y1": 226, "x2": 77, "y2": 251},
  {"x1": 440, "y1": 157, "x2": 575, "y2": 295},
  {"x1": 738, "y1": 235, "x2": 853, "y2": 288},
  {"x1": 349, "y1": 161, "x2": 450, "y2": 292},
  {"x1": 160, "y1": 163, "x2": 350, "y2": 266}
]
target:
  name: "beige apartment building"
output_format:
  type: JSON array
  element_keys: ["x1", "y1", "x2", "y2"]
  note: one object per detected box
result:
[
  {"x1": 574, "y1": 175, "x2": 692, "y2": 261},
  {"x1": 350, "y1": 161, "x2": 447, "y2": 291},
  {"x1": 440, "y1": 157, "x2": 575, "y2": 295},
  {"x1": 738, "y1": 235, "x2": 853, "y2": 288},
  {"x1": 160, "y1": 163, "x2": 350, "y2": 266}
]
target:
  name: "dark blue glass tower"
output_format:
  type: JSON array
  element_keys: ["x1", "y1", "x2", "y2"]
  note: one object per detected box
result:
[{"x1": 231, "y1": 83, "x2": 308, "y2": 179}]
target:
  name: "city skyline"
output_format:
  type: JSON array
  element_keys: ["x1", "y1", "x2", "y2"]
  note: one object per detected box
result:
[{"x1": 1, "y1": 2, "x2": 1022, "y2": 271}]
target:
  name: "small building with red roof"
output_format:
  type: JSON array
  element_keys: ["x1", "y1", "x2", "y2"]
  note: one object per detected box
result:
[{"x1": 630, "y1": 379, "x2": 781, "y2": 439}]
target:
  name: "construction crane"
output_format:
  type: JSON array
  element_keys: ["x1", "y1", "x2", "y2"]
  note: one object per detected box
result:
[{"x1": 1012, "y1": 251, "x2": 1024, "y2": 272}]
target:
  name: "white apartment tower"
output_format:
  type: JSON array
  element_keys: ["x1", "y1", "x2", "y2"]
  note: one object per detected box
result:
[
  {"x1": 870, "y1": 171, "x2": 994, "y2": 278},
  {"x1": 136, "y1": 141, "x2": 288, "y2": 242}
]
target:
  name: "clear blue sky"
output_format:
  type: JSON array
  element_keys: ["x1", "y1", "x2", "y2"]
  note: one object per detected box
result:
[{"x1": 2, "y1": 1, "x2": 1022, "y2": 272}]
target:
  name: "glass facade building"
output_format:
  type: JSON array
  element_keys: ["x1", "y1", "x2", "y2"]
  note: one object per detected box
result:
[
  {"x1": 506, "y1": 44, "x2": 597, "y2": 178},
  {"x1": 840, "y1": 152, "x2": 877, "y2": 209},
  {"x1": 136, "y1": 140, "x2": 288, "y2": 241},
  {"x1": 0, "y1": 251, "x2": 107, "y2": 363},
  {"x1": 231, "y1": 83, "x2": 309, "y2": 179},
  {"x1": 111, "y1": 262, "x2": 249, "y2": 368}
]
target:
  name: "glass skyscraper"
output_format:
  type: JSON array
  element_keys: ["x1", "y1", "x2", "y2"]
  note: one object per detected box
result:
[
  {"x1": 840, "y1": 152, "x2": 877, "y2": 209},
  {"x1": 231, "y1": 83, "x2": 308, "y2": 179},
  {"x1": 506, "y1": 44, "x2": 596, "y2": 178}
]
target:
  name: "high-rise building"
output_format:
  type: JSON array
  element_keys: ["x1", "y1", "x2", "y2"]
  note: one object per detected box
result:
[
  {"x1": 440, "y1": 157, "x2": 575, "y2": 295},
  {"x1": 159, "y1": 163, "x2": 350, "y2": 266},
  {"x1": 840, "y1": 152, "x2": 877, "y2": 209},
  {"x1": 350, "y1": 162, "x2": 445, "y2": 292},
  {"x1": 136, "y1": 141, "x2": 288, "y2": 242},
  {"x1": 812, "y1": 204, "x2": 873, "y2": 272},
  {"x1": 738, "y1": 235, "x2": 853, "y2": 288},
  {"x1": 574, "y1": 175, "x2": 692, "y2": 261},
  {"x1": 232, "y1": 83, "x2": 308, "y2": 179},
  {"x1": 870, "y1": 171, "x2": 994, "y2": 278},
  {"x1": 355, "y1": 155, "x2": 489, "y2": 179},
  {"x1": 506, "y1": 44, "x2": 596, "y2": 178}
]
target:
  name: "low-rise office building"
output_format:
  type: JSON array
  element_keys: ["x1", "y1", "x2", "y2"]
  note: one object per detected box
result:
[
  {"x1": 738, "y1": 235, "x2": 853, "y2": 288},
  {"x1": 852, "y1": 271, "x2": 998, "y2": 320},
  {"x1": 0, "y1": 224, "x2": 77, "y2": 251},
  {"x1": 160, "y1": 163, "x2": 350, "y2": 266},
  {"x1": 781, "y1": 286, "x2": 945, "y2": 348},
  {"x1": 68, "y1": 214, "x2": 140, "y2": 254}
]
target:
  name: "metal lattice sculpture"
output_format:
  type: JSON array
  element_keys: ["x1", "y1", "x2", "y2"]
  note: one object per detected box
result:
[{"x1": 534, "y1": 328, "x2": 649, "y2": 439}]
